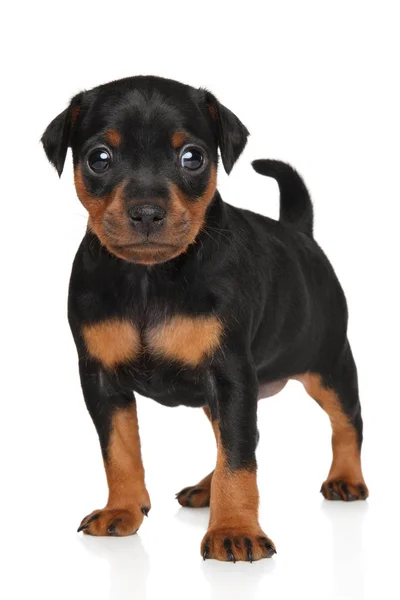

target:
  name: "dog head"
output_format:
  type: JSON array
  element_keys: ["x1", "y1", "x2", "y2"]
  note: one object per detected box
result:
[{"x1": 42, "y1": 76, "x2": 249, "y2": 265}]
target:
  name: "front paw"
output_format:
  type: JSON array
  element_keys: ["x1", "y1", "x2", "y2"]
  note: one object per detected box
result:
[
  {"x1": 321, "y1": 479, "x2": 369, "y2": 501},
  {"x1": 201, "y1": 527, "x2": 276, "y2": 562},
  {"x1": 77, "y1": 504, "x2": 150, "y2": 537}
]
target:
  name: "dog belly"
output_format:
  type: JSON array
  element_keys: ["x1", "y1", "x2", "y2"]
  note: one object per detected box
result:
[
  {"x1": 138, "y1": 377, "x2": 288, "y2": 406},
  {"x1": 258, "y1": 379, "x2": 288, "y2": 399},
  {"x1": 124, "y1": 365, "x2": 206, "y2": 408},
  {"x1": 137, "y1": 384, "x2": 205, "y2": 408}
]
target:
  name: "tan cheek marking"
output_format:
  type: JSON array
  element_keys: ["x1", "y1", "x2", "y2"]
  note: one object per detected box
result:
[
  {"x1": 74, "y1": 166, "x2": 108, "y2": 225},
  {"x1": 169, "y1": 164, "x2": 217, "y2": 244},
  {"x1": 105, "y1": 129, "x2": 121, "y2": 146},
  {"x1": 294, "y1": 373, "x2": 365, "y2": 482},
  {"x1": 74, "y1": 167, "x2": 128, "y2": 246},
  {"x1": 171, "y1": 131, "x2": 189, "y2": 148},
  {"x1": 146, "y1": 315, "x2": 222, "y2": 366},
  {"x1": 82, "y1": 319, "x2": 141, "y2": 369}
]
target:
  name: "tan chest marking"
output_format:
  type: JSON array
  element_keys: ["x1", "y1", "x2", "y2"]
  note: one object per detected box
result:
[
  {"x1": 82, "y1": 319, "x2": 141, "y2": 369},
  {"x1": 146, "y1": 315, "x2": 223, "y2": 366}
]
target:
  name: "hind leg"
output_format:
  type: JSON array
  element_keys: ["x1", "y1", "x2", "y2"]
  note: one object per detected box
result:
[
  {"x1": 296, "y1": 344, "x2": 368, "y2": 501},
  {"x1": 176, "y1": 408, "x2": 214, "y2": 508}
]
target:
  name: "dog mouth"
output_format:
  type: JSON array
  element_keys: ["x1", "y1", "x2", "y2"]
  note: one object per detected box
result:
[
  {"x1": 107, "y1": 240, "x2": 187, "y2": 265},
  {"x1": 99, "y1": 217, "x2": 194, "y2": 264},
  {"x1": 112, "y1": 241, "x2": 179, "y2": 249}
]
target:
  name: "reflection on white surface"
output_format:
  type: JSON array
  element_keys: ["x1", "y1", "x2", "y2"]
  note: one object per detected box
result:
[
  {"x1": 174, "y1": 506, "x2": 210, "y2": 529},
  {"x1": 201, "y1": 555, "x2": 276, "y2": 600},
  {"x1": 80, "y1": 536, "x2": 150, "y2": 600},
  {"x1": 321, "y1": 500, "x2": 368, "y2": 600}
]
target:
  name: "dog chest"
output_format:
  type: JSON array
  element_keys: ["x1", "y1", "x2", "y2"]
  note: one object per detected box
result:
[{"x1": 82, "y1": 315, "x2": 222, "y2": 369}]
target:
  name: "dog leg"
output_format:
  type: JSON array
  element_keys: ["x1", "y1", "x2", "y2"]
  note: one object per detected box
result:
[
  {"x1": 176, "y1": 408, "x2": 214, "y2": 507},
  {"x1": 201, "y1": 366, "x2": 276, "y2": 562},
  {"x1": 77, "y1": 361, "x2": 150, "y2": 536},
  {"x1": 296, "y1": 342, "x2": 368, "y2": 501}
]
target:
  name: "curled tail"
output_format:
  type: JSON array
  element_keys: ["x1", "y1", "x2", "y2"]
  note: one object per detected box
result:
[{"x1": 252, "y1": 159, "x2": 314, "y2": 236}]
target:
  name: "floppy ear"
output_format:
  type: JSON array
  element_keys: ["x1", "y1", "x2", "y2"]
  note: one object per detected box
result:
[
  {"x1": 206, "y1": 93, "x2": 249, "y2": 174},
  {"x1": 41, "y1": 92, "x2": 83, "y2": 177}
]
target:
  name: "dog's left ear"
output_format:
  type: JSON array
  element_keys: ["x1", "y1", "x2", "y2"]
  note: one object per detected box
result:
[
  {"x1": 205, "y1": 92, "x2": 249, "y2": 174},
  {"x1": 41, "y1": 92, "x2": 84, "y2": 177}
]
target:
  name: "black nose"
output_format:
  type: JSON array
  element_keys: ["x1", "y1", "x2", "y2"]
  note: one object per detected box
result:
[{"x1": 128, "y1": 204, "x2": 166, "y2": 234}]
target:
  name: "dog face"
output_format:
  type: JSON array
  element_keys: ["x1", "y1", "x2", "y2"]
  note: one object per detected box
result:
[{"x1": 42, "y1": 76, "x2": 249, "y2": 265}]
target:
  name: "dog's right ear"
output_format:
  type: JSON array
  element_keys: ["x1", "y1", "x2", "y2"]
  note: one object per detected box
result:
[{"x1": 41, "y1": 92, "x2": 84, "y2": 177}]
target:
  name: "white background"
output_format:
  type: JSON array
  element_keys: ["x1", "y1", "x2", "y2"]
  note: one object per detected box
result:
[{"x1": 2, "y1": 1, "x2": 399, "y2": 599}]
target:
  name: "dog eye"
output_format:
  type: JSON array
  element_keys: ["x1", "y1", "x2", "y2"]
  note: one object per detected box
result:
[
  {"x1": 180, "y1": 147, "x2": 204, "y2": 171},
  {"x1": 88, "y1": 149, "x2": 111, "y2": 173}
]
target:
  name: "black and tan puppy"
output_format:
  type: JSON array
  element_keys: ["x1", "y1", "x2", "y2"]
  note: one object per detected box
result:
[{"x1": 41, "y1": 75, "x2": 368, "y2": 562}]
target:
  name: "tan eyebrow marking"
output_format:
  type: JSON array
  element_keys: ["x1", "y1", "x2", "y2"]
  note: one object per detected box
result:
[
  {"x1": 104, "y1": 129, "x2": 122, "y2": 146},
  {"x1": 171, "y1": 131, "x2": 190, "y2": 149},
  {"x1": 208, "y1": 103, "x2": 217, "y2": 121}
]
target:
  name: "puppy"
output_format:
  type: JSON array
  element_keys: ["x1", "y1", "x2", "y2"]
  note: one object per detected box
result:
[{"x1": 41, "y1": 75, "x2": 368, "y2": 562}]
